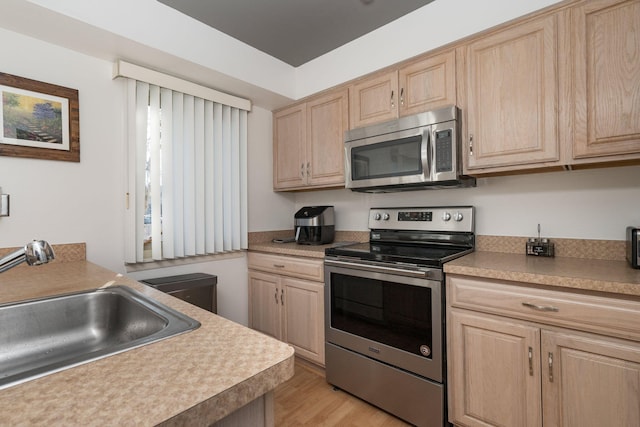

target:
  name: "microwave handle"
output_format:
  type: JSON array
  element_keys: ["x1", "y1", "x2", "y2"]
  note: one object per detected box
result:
[{"x1": 426, "y1": 127, "x2": 433, "y2": 179}]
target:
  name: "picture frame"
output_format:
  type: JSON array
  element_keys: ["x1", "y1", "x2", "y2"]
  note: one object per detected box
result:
[{"x1": 0, "y1": 72, "x2": 79, "y2": 162}]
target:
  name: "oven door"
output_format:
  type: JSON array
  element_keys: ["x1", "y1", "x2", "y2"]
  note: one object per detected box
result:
[{"x1": 324, "y1": 261, "x2": 442, "y2": 381}]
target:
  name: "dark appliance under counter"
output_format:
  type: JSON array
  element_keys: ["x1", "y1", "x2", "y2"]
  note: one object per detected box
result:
[{"x1": 141, "y1": 273, "x2": 217, "y2": 314}]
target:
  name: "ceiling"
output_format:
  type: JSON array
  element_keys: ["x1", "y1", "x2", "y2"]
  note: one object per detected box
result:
[{"x1": 157, "y1": 0, "x2": 436, "y2": 67}]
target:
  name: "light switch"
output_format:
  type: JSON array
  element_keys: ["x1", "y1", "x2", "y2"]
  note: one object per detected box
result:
[{"x1": 0, "y1": 193, "x2": 9, "y2": 217}]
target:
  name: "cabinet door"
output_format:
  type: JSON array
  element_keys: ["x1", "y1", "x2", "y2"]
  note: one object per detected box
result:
[
  {"x1": 571, "y1": 0, "x2": 640, "y2": 160},
  {"x1": 542, "y1": 330, "x2": 640, "y2": 427},
  {"x1": 248, "y1": 271, "x2": 281, "y2": 340},
  {"x1": 398, "y1": 50, "x2": 456, "y2": 117},
  {"x1": 448, "y1": 309, "x2": 542, "y2": 427},
  {"x1": 465, "y1": 13, "x2": 560, "y2": 171},
  {"x1": 306, "y1": 89, "x2": 348, "y2": 187},
  {"x1": 281, "y1": 277, "x2": 325, "y2": 365},
  {"x1": 349, "y1": 70, "x2": 399, "y2": 129},
  {"x1": 273, "y1": 103, "x2": 306, "y2": 190}
]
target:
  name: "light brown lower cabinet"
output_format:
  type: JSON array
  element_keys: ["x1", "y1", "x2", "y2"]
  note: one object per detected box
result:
[
  {"x1": 447, "y1": 275, "x2": 640, "y2": 427},
  {"x1": 248, "y1": 252, "x2": 325, "y2": 366},
  {"x1": 541, "y1": 330, "x2": 640, "y2": 427}
]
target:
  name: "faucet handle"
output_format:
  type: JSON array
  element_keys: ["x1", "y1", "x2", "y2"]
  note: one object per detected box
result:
[{"x1": 25, "y1": 240, "x2": 55, "y2": 266}]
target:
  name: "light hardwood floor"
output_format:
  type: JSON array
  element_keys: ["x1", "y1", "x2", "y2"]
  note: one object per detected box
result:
[{"x1": 274, "y1": 359, "x2": 410, "y2": 426}]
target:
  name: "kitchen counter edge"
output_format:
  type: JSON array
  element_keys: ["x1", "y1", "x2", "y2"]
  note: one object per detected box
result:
[
  {"x1": 444, "y1": 251, "x2": 640, "y2": 298},
  {"x1": 0, "y1": 260, "x2": 295, "y2": 426}
]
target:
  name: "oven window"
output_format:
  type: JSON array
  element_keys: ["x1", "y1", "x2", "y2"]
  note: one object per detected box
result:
[
  {"x1": 351, "y1": 135, "x2": 422, "y2": 181},
  {"x1": 330, "y1": 272, "x2": 433, "y2": 358}
]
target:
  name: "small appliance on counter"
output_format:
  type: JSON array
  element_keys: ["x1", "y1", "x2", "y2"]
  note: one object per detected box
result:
[
  {"x1": 526, "y1": 224, "x2": 555, "y2": 257},
  {"x1": 627, "y1": 226, "x2": 640, "y2": 269},
  {"x1": 294, "y1": 206, "x2": 335, "y2": 245}
]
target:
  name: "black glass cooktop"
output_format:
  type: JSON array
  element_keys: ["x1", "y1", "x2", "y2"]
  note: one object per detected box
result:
[{"x1": 325, "y1": 241, "x2": 471, "y2": 267}]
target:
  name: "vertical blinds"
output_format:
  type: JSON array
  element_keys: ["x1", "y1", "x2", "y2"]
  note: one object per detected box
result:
[{"x1": 125, "y1": 79, "x2": 248, "y2": 263}]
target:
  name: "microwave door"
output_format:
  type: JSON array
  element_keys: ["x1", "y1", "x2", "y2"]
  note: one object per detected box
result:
[{"x1": 346, "y1": 128, "x2": 429, "y2": 189}]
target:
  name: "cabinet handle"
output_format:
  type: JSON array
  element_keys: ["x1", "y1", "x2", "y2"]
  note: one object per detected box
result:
[
  {"x1": 274, "y1": 288, "x2": 279, "y2": 304},
  {"x1": 528, "y1": 346, "x2": 534, "y2": 376},
  {"x1": 306, "y1": 162, "x2": 310, "y2": 177},
  {"x1": 273, "y1": 264, "x2": 285, "y2": 268},
  {"x1": 522, "y1": 302, "x2": 559, "y2": 312},
  {"x1": 548, "y1": 352, "x2": 554, "y2": 382},
  {"x1": 390, "y1": 90, "x2": 395, "y2": 109},
  {"x1": 469, "y1": 134, "x2": 474, "y2": 156},
  {"x1": 280, "y1": 289, "x2": 284, "y2": 305},
  {"x1": 300, "y1": 163, "x2": 304, "y2": 178},
  {"x1": 400, "y1": 87, "x2": 404, "y2": 107}
]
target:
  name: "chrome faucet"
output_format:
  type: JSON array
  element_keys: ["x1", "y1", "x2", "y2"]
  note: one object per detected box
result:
[{"x1": 0, "y1": 240, "x2": 55, "y2": 273}]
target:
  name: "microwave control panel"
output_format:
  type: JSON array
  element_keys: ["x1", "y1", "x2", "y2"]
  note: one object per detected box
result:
[
  {"x1": 369, "y1": 207, "x2": 474, "y2": 232},
  {"x1": 435, "y1": 129, "x2": 453, "y2": 173}
]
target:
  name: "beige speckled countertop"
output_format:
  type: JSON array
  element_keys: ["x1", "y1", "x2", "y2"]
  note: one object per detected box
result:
[
  {"x1": 249, "y1": 241, "x2": 336, "y2": 259},
  {"x1": 444, "y1": 252, "x2": 640, "y2": 297},
  {"x1": 250, "y1": 232, "x2": 640, "y2": 297},
  {"x1": 0, "y1": 260, "x2": 294, "y2": 426},
  {"x1": 248, "y1": 230, "x2": 368, "y2": 259}
]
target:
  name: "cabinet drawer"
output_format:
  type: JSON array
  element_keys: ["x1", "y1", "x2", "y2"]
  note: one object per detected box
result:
[
  {"x1": 248, "y1": 252, "x2": 324, "y2": 282},
  {"x1": 448, "y1": 275, "x2": 640, "y2": 342}
]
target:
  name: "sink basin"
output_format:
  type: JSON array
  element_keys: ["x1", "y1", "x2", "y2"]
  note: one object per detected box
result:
[{"x1": 0, "y1": 285, "x2": 200, "y2": 389}]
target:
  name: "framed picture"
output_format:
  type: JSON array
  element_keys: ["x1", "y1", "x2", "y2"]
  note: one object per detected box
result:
[{"x1": 0, "y1": 73, "x2": 79, "y2": 162}]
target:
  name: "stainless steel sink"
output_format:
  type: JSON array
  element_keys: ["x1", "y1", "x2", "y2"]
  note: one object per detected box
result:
[{"x1": 0, "y1": 285, "x2": 200, "y2": 389}]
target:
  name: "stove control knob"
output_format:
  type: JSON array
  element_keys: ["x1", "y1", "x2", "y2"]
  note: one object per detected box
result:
[
  {"x1": 442, "y1": 212, "x2": 451, "y2": 221},
  {"x1": 374, "y1": 213, "x2": 382, "y2": 221},
  {"x1": 383, "y1": 213, "x2": 390, "y2": 221},
  {"x1": 453, "y1": 212, "x2": 464, "y2": 222}
]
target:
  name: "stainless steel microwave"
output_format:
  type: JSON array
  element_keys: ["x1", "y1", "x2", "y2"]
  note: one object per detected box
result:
[{"x1": 344, "y1": 106, "x2": 475, "y2": 192}]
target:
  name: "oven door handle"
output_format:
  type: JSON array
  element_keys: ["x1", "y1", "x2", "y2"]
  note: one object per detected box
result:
[{"x1": 325, "y1": 258, "x2": 439, "y2": 279}]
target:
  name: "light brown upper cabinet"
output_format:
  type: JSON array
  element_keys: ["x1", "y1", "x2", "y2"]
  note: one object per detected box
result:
[
  {"x1": 461, "y1": 12, "x2": 564, "y2": 173},
  {"x1": 273, "y1": 88, "x2": 348, "y2": 191},
  {"x1": 349, "y1": 50, "x2": 456, "y2": 129},
  {"x1": 273, "y1": 103, "x2": 306, "y2": 190},
  {"x1": 570, "y1": 0, "x2": 640, "y2": 162}
]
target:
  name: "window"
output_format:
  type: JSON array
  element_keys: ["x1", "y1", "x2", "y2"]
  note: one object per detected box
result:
[{"x1": 120, "y1": 64, "x2": 250, "y2": 264}]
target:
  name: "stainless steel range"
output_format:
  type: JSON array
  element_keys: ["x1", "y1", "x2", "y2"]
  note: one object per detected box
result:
[{"x1": 324, "y1": 206, "x2": 474, "y2": 427}]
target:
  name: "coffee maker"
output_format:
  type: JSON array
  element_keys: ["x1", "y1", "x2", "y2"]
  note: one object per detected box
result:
[{"x1": 294, "y1": 206, "x2": 335, "y2": 245}]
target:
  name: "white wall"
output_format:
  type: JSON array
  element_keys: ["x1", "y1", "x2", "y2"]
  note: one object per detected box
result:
[
  {"x1": 295, "y1": 166, "x2": 640, "y2": 241},
  {"x1": 247, "y1": 107, "x2": 296, "y2": 231},
  {"x1": 0, "y1": 28, "x2": 287, "y2": 326},
  {"x1": 0, "y1": 28, "x2": 124, "y2": 272}
]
